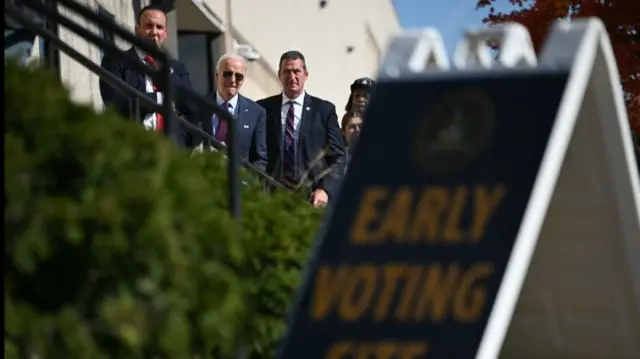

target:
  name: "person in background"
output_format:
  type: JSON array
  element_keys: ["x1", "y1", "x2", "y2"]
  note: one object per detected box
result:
[
  {"x1": 341, "y1": 111, "x2": 363, "y2": 158},
  {"x1": 257, "y1": 50, "x2": 346, "y2": 208},
  {"x1": 326, "y1": 111, "x2": 363, "y2": 197},
  {"x1": 99, "y1": 4, "x2": 194, "y2": 148},
  {"x1": 345, "y1": 77, "x2": 376, "y2": 113},
  {"x1": 190, "y1": 53, "x2": 267, "y2": 171}
]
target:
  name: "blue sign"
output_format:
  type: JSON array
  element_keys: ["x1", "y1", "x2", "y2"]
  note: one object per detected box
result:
[{"x1": 277, "y1": 69, "x2": 570, "y2": 359}]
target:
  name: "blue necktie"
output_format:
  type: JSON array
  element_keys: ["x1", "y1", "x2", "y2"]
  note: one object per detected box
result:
[{"x1": 283, "y1": 101, "x2": 296, "y2": 183}]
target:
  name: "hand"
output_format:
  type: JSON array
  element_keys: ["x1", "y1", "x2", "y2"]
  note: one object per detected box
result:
[{"x1": 310, "y1": 189, "x2": 328, "y2": 208}]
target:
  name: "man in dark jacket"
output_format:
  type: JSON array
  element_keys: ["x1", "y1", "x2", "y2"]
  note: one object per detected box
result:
[
  {"x1": 190, "y1": 53, "x2": 267, "y2": 172},
  {"x1": 257, "y1": 51, "x2": 346, "y2": 207},
  {"x1": 99, "y1": 4, "x2": 194, "y2": 148}
]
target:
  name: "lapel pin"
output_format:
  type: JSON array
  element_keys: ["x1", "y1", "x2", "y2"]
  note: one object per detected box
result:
[
  {"x1": 244, "y1": 125, "x2": 249, "y2": 128},
  {"x1": 305, "y1": 106, "x2": 311, "y2": 111},
  {"x1": 170, "y1": 67, "x2": 174, "y2": 74}
]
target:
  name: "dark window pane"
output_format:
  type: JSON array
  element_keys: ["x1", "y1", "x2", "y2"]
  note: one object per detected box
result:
[{"x1": 178, "y1": 33, "x2": 210, "y2": 95}]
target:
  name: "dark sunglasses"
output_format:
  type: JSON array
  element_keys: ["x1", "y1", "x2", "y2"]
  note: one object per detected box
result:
[{"x1": 222, "y1": 70, "x2": 244, "y2": 81}]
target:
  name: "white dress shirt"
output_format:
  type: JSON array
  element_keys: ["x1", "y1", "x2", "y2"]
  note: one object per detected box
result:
[
  {"x1": 280, "y1": 91, "x2": 306, "y2": 148},
  {"x1": 281, "y1": 92, "x2": 305, "y2": 166},
  {"x1": 135, "y1": 48, "x2": 164, "y2": 131}
]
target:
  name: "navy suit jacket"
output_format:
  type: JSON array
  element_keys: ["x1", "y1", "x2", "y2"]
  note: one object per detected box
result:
[
  {"x1": 192, "y1": 93, "x2": 268, "y2": 172},
  {"x1": 257, "y1": 93, "x2": 346, "y2": 199},
  {"x1": 99, "y1": 47, "x2": 195, "y2": 148}
]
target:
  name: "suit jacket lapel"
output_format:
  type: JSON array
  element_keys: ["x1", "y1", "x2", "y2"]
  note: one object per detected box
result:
[
  {"x1": 274, "y1": 94, "x2": 284, "y2": 151},
  {"x1": 235, "y1": 95, "x2": 249, "y2": 144},
  {"x1": 125, "y1": 47, "x2": 144, "y2": 91},
  {"x1": 202, "y1": 92, "x2": 216, "y2": 136},
  {"x1": 235, "y1": 95, "x2": 246, "y2": 127},
  {"x1": 298, "y1": 94, "x2": 313, "y2": 150}
]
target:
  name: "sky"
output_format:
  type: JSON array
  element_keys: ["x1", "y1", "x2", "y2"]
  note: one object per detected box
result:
[{"x1": 392, "y1": 0, "x2": 514, "y2": 55}]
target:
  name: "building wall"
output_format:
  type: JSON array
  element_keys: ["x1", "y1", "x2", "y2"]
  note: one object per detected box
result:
[
  {"x1": 32, "y1": 0, "x2": 400, "y2": 114},
  {"x1": 226, "y1": 0, "x2": 401, "y2": 108},
  {"x1": 39, "y1": 0, "x2": 138, "y2": 110}
]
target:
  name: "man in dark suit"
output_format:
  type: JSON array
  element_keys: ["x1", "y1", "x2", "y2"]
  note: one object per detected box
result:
[
  {"x1": 257, "y1": 51, "x2": 346, "y2": 207},
  {"x1": 99, "y1": 4, "x2": 194, "y2": 148},
  {"x1": 191, "y1": 53, "x2": 267, "y2": 171}
]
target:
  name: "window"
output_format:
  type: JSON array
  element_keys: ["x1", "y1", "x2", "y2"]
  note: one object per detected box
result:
[
  {"x1": 96, "y1": 6, "x2": 115, "y2": 61},
  {"x1": 177, "y1": 31, "x2": 223, "y2": 95}
]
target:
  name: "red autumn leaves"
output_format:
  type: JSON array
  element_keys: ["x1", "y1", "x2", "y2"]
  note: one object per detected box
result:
[{"x1": 476, "y1": 0, "x2": 640, "y2": 132}]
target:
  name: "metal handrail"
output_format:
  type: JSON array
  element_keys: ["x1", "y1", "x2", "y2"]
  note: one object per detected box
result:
[
  {"x1": 6, "y1": 6, "x2": 163, "y2": 113},
  {"x1": 8, "y1": 0, "x2": 293, "y2": 203},
  {"x1": 53, "y1": 0, "x2": 247, "y2": 217}
]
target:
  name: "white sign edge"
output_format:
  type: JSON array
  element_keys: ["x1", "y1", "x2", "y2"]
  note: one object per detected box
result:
[{"x1": 474, "y1": 18, "x2": 616, "y2": 359}]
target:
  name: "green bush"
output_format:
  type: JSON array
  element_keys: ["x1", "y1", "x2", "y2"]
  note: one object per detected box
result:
[{"x1": 4, "y1": 61, "x2": 323, "y2": 359}]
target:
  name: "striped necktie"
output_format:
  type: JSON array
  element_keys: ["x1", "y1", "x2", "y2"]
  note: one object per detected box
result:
[{"x1": 283, "y1": 101, "x2": 296, "y2": 183}]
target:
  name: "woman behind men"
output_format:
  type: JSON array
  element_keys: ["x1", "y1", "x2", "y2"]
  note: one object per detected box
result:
[
  {"x1": 341, "y1": 111, "x2": 363, "y2": 170},
  {"x1": 326, "y1": 111, "x2": 362, "y2": 197}
]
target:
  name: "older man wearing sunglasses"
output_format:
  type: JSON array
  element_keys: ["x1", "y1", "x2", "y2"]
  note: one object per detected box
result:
[{"x1": 191, "y1": 53, "x2": 268, "y2": 172}]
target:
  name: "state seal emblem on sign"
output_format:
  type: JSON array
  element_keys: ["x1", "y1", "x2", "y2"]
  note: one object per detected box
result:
[{"x1": 413, "y1": 89, "x2": 495, "y2": 174}]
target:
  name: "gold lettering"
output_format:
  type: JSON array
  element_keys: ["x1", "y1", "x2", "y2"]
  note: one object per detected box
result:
[
  {"x1": 372, "y1": 342, "x2": 396, "y2": 359},
  {"x1": 338, "y1": 265, "x2": 377, "y2": 321},
  {"x1": 311, "y1": 264, "x2": 493, "y2": 324},
  {"x1": 324, "y1": 342, "x2": 429, "y2": 359},
  {"x1": 376, "y1": 187, "x2": 413, "y2": 242},
  {"x1": 325, "y1": 342, "x2": 351, "y2": 359},
  {"x1": 351, "y1": 188, "x2": 388, "y2": 244},
  {"x1": 311, "y1": 266, "x2": 349, "y2": 320},
  {"x1": 410, "y1": 187, "x2": 449, "y2": 242},
  {"x1": 355, "y1": 343, "x2": 376, "y2": 359},
  {"x1": 414, "y1": 264, "x2": 461, "y2": 321},
  {"x1": 395, "y1": 266, "x2": 422, "y2": 321},
  {"x1": 471, "y1": 185, "x2": 506, "y2": 242},
  {"x1": 453, "y1": 262, "x2": 494, "y2": 322},
  {"x1": 373, "y1": 265, "x2": 403, "y2": 321},
  {"x1": 442, "y1": 186, "x2": 467, "y2": 244},
  {"x1": 400, "y1": 343, "x2": 429, "y2": 359}
]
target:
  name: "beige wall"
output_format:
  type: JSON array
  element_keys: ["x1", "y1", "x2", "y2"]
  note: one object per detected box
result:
[
  {"x1": 33, "y1": 0, "x2": 400, "y2": 113},
  {"x1": 30, "y1": 0, "x2": 137, "y2": 110},
  {"x1": 225, "y1": 0, "x2": 401, "y2": 108}
]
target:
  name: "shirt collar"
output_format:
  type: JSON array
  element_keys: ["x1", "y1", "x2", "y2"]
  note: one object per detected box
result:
[
  {"x1": 216, "y1": 92, "x2": 239, "y2": 111},
  {"x1": 282, "y1": 91, "x2": 306, "y2": 106}
]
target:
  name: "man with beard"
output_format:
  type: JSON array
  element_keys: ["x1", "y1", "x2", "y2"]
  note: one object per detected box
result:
[
  {"x1": 257, "y1": 51, "x2": 346, "y2": 208},
  {"x1": 190, "y1": 53, "x2": 267, "y2": 171},
  {"x1": 99, "y1": 4, "x2": 194, "y2": 148}
]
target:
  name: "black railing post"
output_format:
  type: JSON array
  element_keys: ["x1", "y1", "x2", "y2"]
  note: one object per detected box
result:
[
  {"x1": 43, "y1": 0, "x2": 60, "y2": 79},
  {"x1": 8, "y1": 0, "x2": 291, "y2": 210},
  {"x1": 161, "y1": 56, "x2": 172, "y2": 137},
  {"x1": 129, "y1": 97, "x2": 141, "y2": 122},
  {"x1": 227, "y1": 109, "x2": 241, "y2": 221}
]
